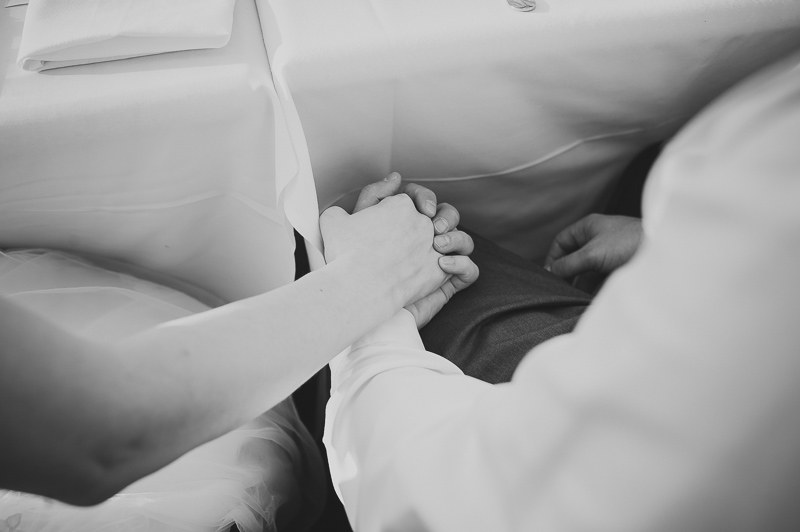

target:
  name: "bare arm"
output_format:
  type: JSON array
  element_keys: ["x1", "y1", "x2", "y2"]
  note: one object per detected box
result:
[{"x1": 0, "y1": 190, "x2": 472, "y2": 505}]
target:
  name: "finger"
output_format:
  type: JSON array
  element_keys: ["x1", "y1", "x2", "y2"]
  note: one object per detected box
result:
[
  {"x1": 402, "y1": 182, "x2": 438, "y2": 218},
  {"x1": 437, "y1": 278, "x2": 458, "y2": 301},
  {"x1": 544, "y1": 217, "x2": 593, "y2": 268},
  {"x1": 353, "y1": 172, "x2": 403, "y2": 213},
  {"x1": 404, "y1": 300, "x2": 426, "y2": 329},
  {"x1": 544, "y1": 239, "x2": 566, "y2": 269},
  {"x1": 438, "y1": 255, "x2": 479, "y2": 290},
  {"x1": 548, "y1": 247, "x2": 597, "y2": 279},
  {"x1": 433, "y1": 230, "x2": 474, "y2": 256},
  {"x1": 405, "y1": 280, "x2": 456, "y2": 329},
  {"x1": 319, "y1": 205, "x2": 348, "y2": 227},
  {"x1": 432, "y1": 202, "x2": 460, "y2": 235}
]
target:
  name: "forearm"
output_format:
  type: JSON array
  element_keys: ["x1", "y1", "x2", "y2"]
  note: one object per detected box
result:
[
  {"x1": 116, "y1": 256, "x2": 401, "y2": 441},
  {"x1": 0, "y1": 256, "x2": 400, "y2": 503}
]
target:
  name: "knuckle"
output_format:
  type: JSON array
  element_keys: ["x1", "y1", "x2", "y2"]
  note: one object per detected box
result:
[
  {"x1": 361, "y1": 182, "x2": 380, "y2": 197},
  {"x1": 418, "y1": 213, "x2": 434, "y2": 232},
  {"x1": 410, "y1": 211, "x2": 432, "y2": 234},
  {"x1": 442, "y1": 203, "x2": 460, "y2": 223},
  {"x1": 448, "y1": 232, "x2": 471, "y2": 253},
  {"x1": 462, "y1": 233, "x2": 475, "y2": 254},
  {"x1": 582, "y1": 215, "x2": 599, "y2": 232},
  {"x1": 385, "y1": 193, "x2": 411, "y2": 212},
  {"x1": 319, "y1": 206, "x2": 339, "y2": 220},
  {"x1": 395, "y1": 193, "x2": 413, "y2": 206},
  {"x1": 462, "y1": 262, "x2": 479, "y2": 283},
  {"x1": 585, "y1": 249, "x2": 602, "y2": 267},
  {"x1": 403, "y1": 183, "x2": 421, "y2": 198}
]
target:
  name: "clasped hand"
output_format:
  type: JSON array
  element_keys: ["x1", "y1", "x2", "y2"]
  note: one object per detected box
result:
[{"x1": 320, "y1": 173, "x2": 478, "y2": 328}]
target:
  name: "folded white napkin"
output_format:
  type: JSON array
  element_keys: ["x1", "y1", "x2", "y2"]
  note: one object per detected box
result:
[{"x1": 17, "y1": 0, "x2": 236, "y2": 71}]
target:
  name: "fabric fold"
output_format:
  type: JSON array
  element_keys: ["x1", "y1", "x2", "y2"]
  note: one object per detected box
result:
[
  {"x1": 17, "y1": 0, "x2": 236, "y2": 71},
  {"x1": 0, "y1": 249, "x2": 326, "y2": 532}
]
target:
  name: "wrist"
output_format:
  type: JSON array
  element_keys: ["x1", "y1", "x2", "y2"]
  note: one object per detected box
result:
[{"x1": 330, "y1": 253, "x2": 405, "y2": 319}]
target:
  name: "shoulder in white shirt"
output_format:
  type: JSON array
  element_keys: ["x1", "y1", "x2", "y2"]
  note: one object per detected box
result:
[{"x1": 325, "y1": 51, "x2": 800, "y2": 532}]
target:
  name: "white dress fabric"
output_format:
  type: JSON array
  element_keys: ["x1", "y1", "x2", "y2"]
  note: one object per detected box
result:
[
  {"x1": 325, "y1": 52, "x2": 800, "y2": 531},
  {"x1": 0, "y1": 250, "x2": 324, "y2": 532},
  {"x1": 17, "y1": 0, "x2": 237, "y2": 72}
]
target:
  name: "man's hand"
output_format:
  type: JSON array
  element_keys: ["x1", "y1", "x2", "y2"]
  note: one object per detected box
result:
[
  {"x1": 544, "y1": 214, "x2": 643, "y2": 281},
  {"x1": 351, "y1": 173, "x2": 479, "y2": 328},
  {"x1": 353, "y1": 172, "x2": 457, "y2": 236},
  {"x1": 406, "y1": 252, "x2": 478, "y2": 328}
]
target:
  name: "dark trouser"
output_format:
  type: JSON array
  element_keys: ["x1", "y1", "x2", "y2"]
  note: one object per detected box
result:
[{"x1": 419, "y1": 230, "x2": 592, "y2": 384}]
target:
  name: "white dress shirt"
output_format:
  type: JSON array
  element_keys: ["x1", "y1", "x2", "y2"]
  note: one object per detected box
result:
[{"x1": 325, "y1": 51, "x2": 800, "y2": 532}]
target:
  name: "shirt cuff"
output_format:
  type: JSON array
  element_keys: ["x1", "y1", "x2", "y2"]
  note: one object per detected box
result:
[{"x1": 330, "y1": 309, "x2": 462, "y2": 385}]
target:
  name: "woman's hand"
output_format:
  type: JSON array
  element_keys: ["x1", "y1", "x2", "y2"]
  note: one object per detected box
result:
[
  {"x1": 321, "y1": 193, "x2": 444, "y2": 313},
  {"x1": 544, "y1": 214, "x2": 643, "y2": 281},
  {"x1": 350, "y1": 173, "x2": 479, "y2": 328}
]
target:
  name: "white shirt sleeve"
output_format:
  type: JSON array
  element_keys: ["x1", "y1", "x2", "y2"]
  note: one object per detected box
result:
[{"x1": 325, "y1": 54, "x2": 800, "y2": 532}]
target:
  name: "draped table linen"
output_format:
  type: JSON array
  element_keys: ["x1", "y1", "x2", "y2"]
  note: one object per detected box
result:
[
  {"x1": 0, "y1": 0, "x2": 305, "y2": 302},
  {"x1": 0, "y1": 2, "x2": 323, "y2": 526},
  {"x1": 257, "y1": 0, "x2": 800, "y2": 262},
  {"x1": 17, "y1": 0, "x2": 237, "y2": 72}
]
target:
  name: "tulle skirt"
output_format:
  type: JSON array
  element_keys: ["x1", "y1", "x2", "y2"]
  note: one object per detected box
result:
[{"x1": 0, "y1": 249, "x2": 324, "y2": 532}]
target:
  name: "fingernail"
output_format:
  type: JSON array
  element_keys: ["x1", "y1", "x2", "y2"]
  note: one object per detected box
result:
[
  {"x1": 385, "y1": 172, "x2": 400, "y2": 181},
  {"x1": 425, "y1": 199, "x2": 437, "y2": 216},
  {"x1": 440, "y1": 256, "x2": 455, "y2": 267},
  {"x1": 434, "y1": 218, "x2": 449, "y2": 234},
  {"x1": 434, "y1": 234, "x2": 450, "y2": 248},
  {"x1": 544, "y1": 264, "x2": 551, "y2": 272}
]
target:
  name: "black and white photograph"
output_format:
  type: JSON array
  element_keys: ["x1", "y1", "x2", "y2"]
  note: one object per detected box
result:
[{"x1": 1, "y1": 1, "x2": 799, "y2": 531}]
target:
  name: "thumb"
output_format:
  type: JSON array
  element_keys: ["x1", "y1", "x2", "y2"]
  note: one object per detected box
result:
[
  {"x1": 545, "y1": 216, "x2": 595, "y2": 268},
  {"x1": 353, "y1": 173, "x2": 403, "y2": 213}
]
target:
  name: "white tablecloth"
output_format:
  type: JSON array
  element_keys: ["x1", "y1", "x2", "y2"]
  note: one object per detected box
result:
[
  {"x1": 0, "y1": 0, "x2": 306, "y2": 302},
  {"x1": 258, "y1": 0, "x2": 800, "y2": 262}
]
